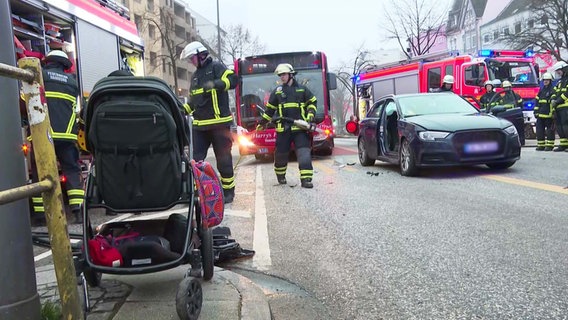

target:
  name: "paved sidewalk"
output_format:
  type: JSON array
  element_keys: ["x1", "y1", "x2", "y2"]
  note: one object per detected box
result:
[{"x1": 36, "y1": 265, "x2": 271, "y2": 320}]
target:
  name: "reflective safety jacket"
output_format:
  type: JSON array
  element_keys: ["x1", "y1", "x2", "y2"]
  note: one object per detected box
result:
[
  {"x1": 479, "y1": 91, "x2": 499, "y2": 110},
  {"x1": 262, "y1": 80, "x2": 317, "y2": 133},
  {"x1": 42, "y1": 64, "x2": 79, "y2": 141},
  {"x1": 534, "y1": 84, "x2": 555, "y2": 118},
  {"x1": 551, "y1": 75, "x2": 568, "y2": 111},
  {"x1": 498, "y1": 90, "x2": 523, "y2": 109},
  {"x1": 187, "y1": 58, "x2": 237, "y2": 130}
]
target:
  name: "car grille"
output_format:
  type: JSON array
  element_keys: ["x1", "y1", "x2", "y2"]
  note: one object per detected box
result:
[{"x1": 452, "y1": 130, "x2": 505, "y2": 158}]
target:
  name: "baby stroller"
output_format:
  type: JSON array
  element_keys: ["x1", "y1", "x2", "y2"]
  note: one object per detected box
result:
[{"x1": 80, "y1": 76, "x2": 218, "y2": 320}]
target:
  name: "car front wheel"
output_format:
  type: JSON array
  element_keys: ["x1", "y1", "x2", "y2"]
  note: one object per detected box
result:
[
  {"x1": 358, "y1": 138, "x2": 375, "y2": 166},
  {"x1": 400, "y1": 139, "x2": 418, "y2": 176}
]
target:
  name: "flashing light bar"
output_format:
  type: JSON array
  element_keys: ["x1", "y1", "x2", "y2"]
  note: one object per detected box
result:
[{"x1": 478, "y1": 49, "x2": 535, "y2": 58}]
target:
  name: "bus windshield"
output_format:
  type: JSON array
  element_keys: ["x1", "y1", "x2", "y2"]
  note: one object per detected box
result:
[
  {"x1": 238, "y1": 70, "x2": 325, "y2": 129},
  {"x1": 486, "y1": 60, "x2": 538, "y2": 87}
]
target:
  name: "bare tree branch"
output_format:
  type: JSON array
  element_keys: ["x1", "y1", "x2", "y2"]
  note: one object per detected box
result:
[{"x1": 207, "y1": 24, "x2": 266, "y2": 66}]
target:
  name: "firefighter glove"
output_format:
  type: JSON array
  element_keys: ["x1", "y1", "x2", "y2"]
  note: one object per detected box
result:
[
  {"x1": 551, "y1": 100, "x2": 558, "y2": 108},
  {"x1": 203, "y1": 81, "x2": 215, "y2": 90}
]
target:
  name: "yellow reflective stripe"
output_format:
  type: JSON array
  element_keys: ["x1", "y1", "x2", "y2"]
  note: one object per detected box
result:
[
  {"x1": 67, "y1": 189, "x2": 85, "y2": 196},
  {"x1": 33, "y1": 206, "x2": 45, "y2": 212},
  {"x1": 183, "y1": 103, "x2": 192, "y2": 114},
  {"x1": 221, "y1": 176, "x2": 235, "y2": 183},
  {"x1": 45, "y1": 91, "x2": 76, "y2": 107},
  {"x1": 262, "y1": 113, "x2": 272, "y2": 121},
  {"x1": 296, "y1": 89, "x2": 305, "y2": 92},
  {"x1": 193, "y1": 115, "x2": 233, "y2": 126},
  {"x1": 282, "y1": 103, "x2": 299, "y2": 108},
  {"x1": 68, "y1": 199, "x2": 83, "y2": 205},
  {"x1": 32, "y1": 197, "x2": 43, "y2": 204},
  {"x1": 212, "y1": 89, "x2": 220, "y2": 118},
  {"x1": 266, "y1": 103, "x2": 278, "y2": 110},
  {"x1": 300, "y1": 170, "x2": 313, "y2": 178},
  {"x1": 220, "y1": 69, "x2": 233, "y2": 90},
  {"x1": 538, "y1": 99, "x2": 547, "y2": 103},
  {"x1": 65, "y1": 112, "x2": 76, "y2": 134},
  {"x1": 191, "y1": 88, "x2": 205, "y2": 95},
  {"x1": 51, "y1": 132, "x2": 77, "y2": 140},
  {"x1": 307, "y1": 104, "x2": 317, "y2": 112},
  {"x1": 307, "y1": 96, "x2": 316, "y2": 103},
  {"x1": 274, "y1": 166, "x2": 287, "y2": 174}
]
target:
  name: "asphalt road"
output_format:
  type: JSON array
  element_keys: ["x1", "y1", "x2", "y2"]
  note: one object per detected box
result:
[
  {"x1": 31, "y1": 138, "x2": 568, "y2": 319},
  {"x1": 224, "y1": 138, "x2": 568, "y2": 319}
]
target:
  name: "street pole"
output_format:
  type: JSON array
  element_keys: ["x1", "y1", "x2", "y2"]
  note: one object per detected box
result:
[
  {"x1": 216, "y1": 0, "x2": 221, "y2": 60},
  {"x1": 0, "y1": 0, "x2": 41, "y2": 318}
]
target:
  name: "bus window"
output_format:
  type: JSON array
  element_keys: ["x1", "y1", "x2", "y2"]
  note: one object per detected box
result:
[{"x1": 427, "y1": 67, "x2": 441, "y2": 90}]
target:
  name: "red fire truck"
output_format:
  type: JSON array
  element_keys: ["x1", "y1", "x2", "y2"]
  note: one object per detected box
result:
[
  {"x1": 233, "y1": 51, "x2": 337, "y2": 159},
  {"x1": 354, "y1": 49, "x2": 540, "y2": 139}
]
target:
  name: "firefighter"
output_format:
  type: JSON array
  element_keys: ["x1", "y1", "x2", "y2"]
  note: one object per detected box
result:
[
  {"x1": 498, "y1": 81, "x2": 523, "y2": 109},
  {"x1": 434, "y1": 75, "x2": 454, "y2": 92},
  {"x1": 550, "y1": 60, "x2": 568, "y2": 152},
  {"x1": 534, "y1": 72, "x2": 556, "y2": 151},
  {"x1": 479, "y1": 80, "x2": 499, "y2": 111},
  {"x1": 31, "y1": 50, "x2": 84, "y2": 224},
  {"x1": 258, "y1": 63, "x2": 317, "y2": 188},
  {"x1": 180, "y1": 41, "x2": 238, "y2": 203}
]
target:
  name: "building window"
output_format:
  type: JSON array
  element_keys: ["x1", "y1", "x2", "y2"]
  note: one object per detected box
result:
[
  {"x1": 186, "y1": 32, "x2": 191, "y2": 41},
  {"x1": 134, "y1": 14, "x2": 142, "y2": 30},
  {"x1": 515, "y1": 22, "x2": 521, "y2": 34},
  {"x1": 493, "y1": 30, "x2": 499, "y2": 39},
  {"x1": 528, "y1": 19, "x2": 535, "y2": 28},
  {"x1": 541, "y1": 16, "x2": 548, "y2": 25},
  {"x1": 149, "y1": 25, "x2": 156, "y2": 39},
  {"x1": 503, "y1": 27, "x2": 510, "y2": 35},
  {"x1": 150, "y1": 52, "x2": 157, "y2": 66},
  {"x1": 147, "y1": 0, "x2": 154, "y2": 11},
  {"x1": 120, "y1": 0, "x2": 129, "y2": 6},
  {"x1": 484, "y1": 34, "x2": 491, "y2": 43}
]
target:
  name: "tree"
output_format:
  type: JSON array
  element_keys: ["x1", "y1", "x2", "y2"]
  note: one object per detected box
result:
[
  {"x1": 141, "y1": 8, "x2": 191, "y2": 93},
  {"x1": 503, "y1": 0, "x2": 568, "y2": 61},
  {"x1": 382, "y1": 0, "x2": 447, "y2": 59},
  {"x1": 207, "y1": 24, "x2": 266, "y2": 66},
  {"x1": 330, "y1": 71, "x2": 355, "y2": 134}
]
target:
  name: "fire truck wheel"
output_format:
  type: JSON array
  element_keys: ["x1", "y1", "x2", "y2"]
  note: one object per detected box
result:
[
  {"x1": 358, "y1": 139, "x2": 375, "y2": 166},
  {"x1": 400, "y1": 139, "x2": 418, "y2": 177}
]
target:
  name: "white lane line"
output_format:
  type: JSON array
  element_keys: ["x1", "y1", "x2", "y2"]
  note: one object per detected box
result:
[
  {"x1": 225, "y1": 209, "x2": 251, "y2": 218},
  {"x1": 34, "y1": 239, "x2": 82, "y2": 262},
  {"x1": 252, "y1": 165, "x2": 272, "y2": 271}
]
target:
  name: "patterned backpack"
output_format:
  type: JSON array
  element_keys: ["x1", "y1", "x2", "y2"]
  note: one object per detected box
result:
[{"x1": 190, "y1": 160, "x2": 224, "y2": 228}]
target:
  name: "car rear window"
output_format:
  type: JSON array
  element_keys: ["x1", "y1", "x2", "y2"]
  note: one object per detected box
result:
[{"x1": 398, "y1": 94, "x2": 479, "y2": 117}]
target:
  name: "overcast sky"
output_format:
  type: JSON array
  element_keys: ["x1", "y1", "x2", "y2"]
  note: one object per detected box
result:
[{"x1": 188, "y1": 0, "x2": 452, "y2": 71}]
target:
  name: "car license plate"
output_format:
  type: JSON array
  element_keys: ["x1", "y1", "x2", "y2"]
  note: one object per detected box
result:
[
  {"x1": 258, "y1": 148, "x2": 268, "y2": 154},
  {"x1": 464, "y1": 141, "x2": 499, "y2": 154}
]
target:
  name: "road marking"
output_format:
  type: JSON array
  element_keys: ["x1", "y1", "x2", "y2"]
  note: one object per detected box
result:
[
  {"x1": 252, "y1": 166, "x2": 272, "y2": 271},
  {"x1": 225, "y1": 209, "x2": 251, "y2": 218},
  {"x1": 313, "y1": 161, "x2": 335, "y2": 175},
  {"x1": 34, "y1": 239, "x2": 82, "y2": 262},
  {"x1": 483, "y1": 175, "x2": 568, "y2": 195}
]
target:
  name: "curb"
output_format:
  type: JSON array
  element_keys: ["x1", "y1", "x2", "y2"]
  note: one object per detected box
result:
[{"x1": 216, "y1": 269, "x2": 272, "y2": 320}]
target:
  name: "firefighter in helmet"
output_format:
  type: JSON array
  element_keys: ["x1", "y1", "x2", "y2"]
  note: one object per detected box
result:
[
  {"x1": 497, "y1": 81, "x2": 523, "y2": 109},
  {"x1": 479, "y1": 80, "x2": 499, "y2": 111},
  {"x1": 180, "y1": 41, "x2": 238, "y2": 202},
  {"x1": 437, "y1": 75, "x2": 455, "y2": 92},
  {"x1": 550, "y1": 60, "x2": 568, "y2": 151},
  {"x1": 534, "y1": 72, "x2": 556, "y2": 151},
  {"x1": 31, "y1": 50, "x2": 84, "y2": 224},
  {"x1": 259, "y1": 63, "x2": 317, "y2": 188}
]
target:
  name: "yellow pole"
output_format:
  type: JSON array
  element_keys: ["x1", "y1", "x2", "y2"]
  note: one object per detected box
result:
[{"x1": 18, "y1": 57, "x2": 83, "y2": 319}]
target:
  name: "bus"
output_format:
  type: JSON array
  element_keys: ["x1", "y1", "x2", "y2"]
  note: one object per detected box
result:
[{"x1": 233, "y1": 51, "x2": 337, "y2": 158}]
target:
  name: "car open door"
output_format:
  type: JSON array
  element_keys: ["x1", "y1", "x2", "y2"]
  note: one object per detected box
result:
[{"x1": 360, "y1": 100, "x2": 385, "y2": 159}]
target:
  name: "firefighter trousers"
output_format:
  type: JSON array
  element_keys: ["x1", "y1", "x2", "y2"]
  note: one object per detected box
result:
[
  {"x1": 555, "y1": 108, "x2": 568, "y2": 147},
  {"x1": 31, "y1": 140, "x2": 84, "y2": 216},
  {"x1": 274, "y1": 130, "x2": 313, "y2": 182},
  {"x1": 192, "y1": 127, "x2": 235, "y2": 194},
  {"x1": 535, "y1": 117, "x2": 555, "y2": 148}
]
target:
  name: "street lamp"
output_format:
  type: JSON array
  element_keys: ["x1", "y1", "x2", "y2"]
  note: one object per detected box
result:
[{"x1": 216, "y1": 0, "x2": 221, "y2": 59}]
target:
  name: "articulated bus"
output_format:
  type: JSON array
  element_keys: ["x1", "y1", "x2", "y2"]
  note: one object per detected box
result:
[{"x1": 233, "y1": 51, "x2": 337, "y2": 158}]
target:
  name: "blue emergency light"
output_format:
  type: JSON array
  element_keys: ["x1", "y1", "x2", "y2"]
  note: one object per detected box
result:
[
  {"x1": 525, "y1": 49, "x2": 535, "y2": 57},
  {"x1": 523, "y1": 100, "x2": 535, "y2": 111},
  {"x1": 478, "y1": 49, "x2": 494, "y2": 57}
]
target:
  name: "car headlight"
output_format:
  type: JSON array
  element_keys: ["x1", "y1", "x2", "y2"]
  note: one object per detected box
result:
[
  {"x1": 237, "y1": 135, "x2": 255, "y2": 147},
  {"x1": 418, "y1": 131, "x2": 449, "y2": 141},
  {"x1": 503, "y1": 125, "x2": 518, "y2": 135}
]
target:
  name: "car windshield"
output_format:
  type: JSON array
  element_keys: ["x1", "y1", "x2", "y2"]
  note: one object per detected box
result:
[{"x1": 397, "y1": 94, "x2": 480, "y2": 117}]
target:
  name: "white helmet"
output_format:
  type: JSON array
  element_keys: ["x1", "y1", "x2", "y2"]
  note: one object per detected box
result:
[
  {"x1": 483, "y1": 80, "x2": 493, "y2": 87},
  {"x1": 443, "y1": 75, "x2": 454, "y2": 84},
  {"x1": 492, "y1": 79, "x2": 502, "y2": 87},
  {"x1": 502, "y1": 80, "x2": 512, "y2": 88},
  {"x1": 180, "y1": 41, "x2": 208, "y2": 60},
  {"x1": 45, "y1": 50, "x2": 72, "y2": 69},
  {"x1": 274, "y1": 63, "x2": 296, "y2": 75},
  {"x1": 542, "y1": 72, "x2": 554, "y2": 80},
  {"x1": 552, "y1": 60, "x2": 568, "y2": 71}
]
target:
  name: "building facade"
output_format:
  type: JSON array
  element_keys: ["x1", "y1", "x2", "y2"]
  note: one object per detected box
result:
[{"x1": 445, "y1": 0, "x2": 489, "y2": 55}]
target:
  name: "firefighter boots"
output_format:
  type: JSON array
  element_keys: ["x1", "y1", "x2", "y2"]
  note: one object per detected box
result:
[
  {"x1": 544, "y1": 147, "x2": 554, "y2": 151},
  {"x1": 277, "y1": 175, "x2": 287, "y2": 185},
  {"x1": 535, "y1": 146, "x2": 545, "y2": 151},
  {"x1": 553, "y1": 146, "x2": 567, "y2": 152},
  {"x1": 224, "y1": 188, "x2": 235, "y2": 204},
  {"x1": 301, "y1": 178, "x2": 313, "y2": 189}
]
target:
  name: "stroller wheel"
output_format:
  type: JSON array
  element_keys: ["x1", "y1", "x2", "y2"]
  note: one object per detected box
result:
[
  {"x1": 175, "y1": 277, "x2": 202, "y2": 320},
  {"x1": 200, "y1": 226, "x2": 214, "y2": 281}
]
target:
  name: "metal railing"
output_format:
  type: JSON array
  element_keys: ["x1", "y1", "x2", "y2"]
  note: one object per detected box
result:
[{"x1": 0, "y1": 58, "x2": 83, "y2": 319}]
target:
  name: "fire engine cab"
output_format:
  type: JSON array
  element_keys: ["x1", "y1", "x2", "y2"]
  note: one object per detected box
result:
[{"x1": 355, "y1": 49, "x2": 540, "y2": 139}]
